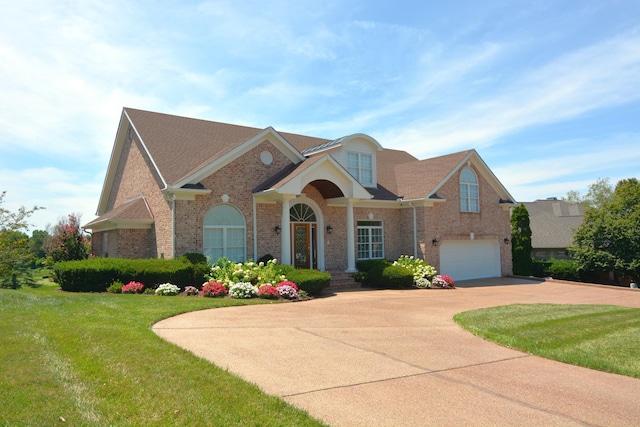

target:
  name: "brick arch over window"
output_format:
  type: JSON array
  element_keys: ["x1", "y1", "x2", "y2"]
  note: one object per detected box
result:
[
  {"x1": 460, "y1": 167, "x2": 479, "y2": 212},
  {"x1": 203, "y1": 204, "x2": 246, "y2": 263}
]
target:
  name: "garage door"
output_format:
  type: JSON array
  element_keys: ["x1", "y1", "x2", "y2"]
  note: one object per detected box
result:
[{"x1": 439, "y1": 240, "x2": 501, "y2": 281}]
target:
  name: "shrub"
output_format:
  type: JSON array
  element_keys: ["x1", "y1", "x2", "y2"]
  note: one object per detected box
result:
[
  {"x1": 284, "y1": 269, "x2": 330, "y2": 296},
  {"x1": 179, "y1": 253, "x2": 209, "y2": 285},
  {"x1": 184, "y1": 286, "x2": 199, "y2": 296},
  {"x1": 202, "y1": 281, "x2": 227, "y2": 297},
  {"x1": 121, "y1": 281, "x2": 145, "y2": 294},
  {"x1": 257, "y1": 253, "x2": 274, "y2": 264},
  {"x1": 179, "y1": 253, "x2": 208, "y2": 265},
  {"x1": 228, "y1": 282, "x2": 258, "y2": 299},
  {"x1": 52, "y1": 258, "x2": 199, "y2": 292},
  {"x1": 276, "y1": 280, "x2": 298, "y2": 291},
  {"x1": 532, "y1": 259, "x2": 551, "y2": 278},
  {"x1": 107, "y1": 280, "x2": 123, "y2": 293},
  {"x1": 393, "y1": 255, "x2": 437, "y2": 283},
  {"x1": 257, "y1": 284, "x2": 279, "y2": 299},
  {"x1": 155, "y1": 283, "x2": 180, "y2": 296},
  {"x1": 432, "y1": 275, "x2": 455, "y2": 288},
  {"x1": 356, "y1": 259, "x2": 391, "y2": 287},
  {"x1": 277, "y1": 284, "x2": 298, "y2": 300},
  {"x1": 531, "y1": 258, "x2": 582, "y2": 281},
  {"x1": 415, "y1": 277, "x2": 431, "y2": 288},
  {"x1": 209, "y1": 258, "x2": 286, "y2": 288},
  {"x1": 546, "y1": 259, "x2": 582, "y2": 281},
  {"x1": 381, "y1": 265, "x2": 413, "y2": 289}
]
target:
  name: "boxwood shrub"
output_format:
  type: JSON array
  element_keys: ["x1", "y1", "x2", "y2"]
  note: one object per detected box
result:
[
  {"x1": 52, "y1": 258, "x2": 201, "y2": 292},
  {"x1": 381, "y1": 265, "x2": 413, "y2": 289},
  {"x1": 284, "y1": 268, "x2": 331, "y2": 296},
  {"x1": 356, "y1": 259, "x2": 392, "y2": 287}
]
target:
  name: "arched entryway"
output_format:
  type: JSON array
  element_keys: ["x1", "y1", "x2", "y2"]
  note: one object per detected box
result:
[{"x1": 290, "y1": 203, "x2": 318, "y2": 269}]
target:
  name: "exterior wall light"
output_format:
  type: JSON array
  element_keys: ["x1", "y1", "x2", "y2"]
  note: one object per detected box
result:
[
  {"x1": 504, "y1": 237, "x2": 510, "y2": 244},
  {"x1": 432, "y1": 238, "x2": 439, "y2": 246},
  {"x1": 274, "y1": 226, "x2": 281, "y2": 235},
  {"x1": 326, "y1": 225, "x2": 333, "y2": 234}
]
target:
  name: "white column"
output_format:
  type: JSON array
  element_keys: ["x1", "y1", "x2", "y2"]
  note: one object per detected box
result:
[
  {"x1": 346, "y1": 198, "x2": 357, "y2": 272},
  {"x1": 280, "y1": 196, "x2": 293, "y2": 265}
]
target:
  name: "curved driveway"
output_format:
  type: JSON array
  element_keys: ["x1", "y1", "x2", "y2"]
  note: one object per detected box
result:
[{"x1": 153, "y1": 278, "x2": 640, "y2": 426}]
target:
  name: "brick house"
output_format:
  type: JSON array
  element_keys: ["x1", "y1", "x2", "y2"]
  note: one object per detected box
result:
[
  {"x1": 522, "y1": 198, "x2": 585, "y2": 260},
  {"x1": 84, "y1": 107, "x2": 517, "y2": 281}
]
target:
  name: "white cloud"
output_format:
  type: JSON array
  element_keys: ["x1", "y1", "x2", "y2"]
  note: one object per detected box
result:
[
  {"x1": 1, "y1": 166, "x2": 101, "y2": 232},
  {"x1": 376, "y1": 31, "x2": 640, "y2": 158}
]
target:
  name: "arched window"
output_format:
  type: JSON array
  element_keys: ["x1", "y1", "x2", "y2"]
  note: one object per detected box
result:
[
  {"x1": 460, "y1": 167, "x2": 479, "y2": 212},
  {"x1": 203, "y1": 204, "x2": 246, "y2": 262}
]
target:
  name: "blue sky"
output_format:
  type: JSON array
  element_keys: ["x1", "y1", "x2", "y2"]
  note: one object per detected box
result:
[{"x1": 1, "y1": 0, "x2": 639, "y2": 232}]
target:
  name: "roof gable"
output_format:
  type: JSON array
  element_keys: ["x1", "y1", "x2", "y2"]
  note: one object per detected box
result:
[
  {"x1": 254, "y1": 154, "x2": 372, "y2": 201},
  {"x1": 394, "y1": 149, "x2": 516, "y2": 203},
  {"x1": 84, "y1": 196, "x2": 153, "y2": 231}
]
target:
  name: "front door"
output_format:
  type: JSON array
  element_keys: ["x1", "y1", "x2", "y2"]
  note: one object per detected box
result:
[{"x1": 292, "y1": 223, "x2": 317, "y2": 269}]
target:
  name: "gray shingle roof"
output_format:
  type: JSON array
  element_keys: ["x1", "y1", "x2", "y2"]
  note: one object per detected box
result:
[{"x1": 522, "y1": 199, "x2": 585, "y2": 249}]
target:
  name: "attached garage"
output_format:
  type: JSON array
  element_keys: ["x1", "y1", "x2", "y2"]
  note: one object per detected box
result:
[{"x1": 439, "y1": 240, "x2": 501, "y2": 281}]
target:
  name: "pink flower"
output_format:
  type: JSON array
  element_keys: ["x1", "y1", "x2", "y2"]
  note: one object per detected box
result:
[
  {"x1": 257, "y1": 284, "x2": 279, "y2": 299},
  {"x1": 276, "y1": 280, "x2": 298, "y2": 291},
  {"x1": 121, "y1": 281, "x2": 145, "y2": 294},
  {"x1": 202, "y1": 281, "x2": 228, "y2": 297}
]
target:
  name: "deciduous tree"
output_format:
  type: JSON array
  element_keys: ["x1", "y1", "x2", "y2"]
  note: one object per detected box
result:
[
  {"x1": 572, "y1": 178, "x2": 640, "y2": 283},
  {"x1": 565, "y1": 177, "x2": 613, "y2": 210},
  {"x1": 44, "y1": 214, "x2": 90, "y2": 263},
  {"x1": 0, "y1": 191, "x2": 43, "y2": 288}
]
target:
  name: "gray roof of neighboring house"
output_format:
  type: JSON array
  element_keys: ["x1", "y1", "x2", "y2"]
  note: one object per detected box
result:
[{"x1": 522, "y1": 199, "x2": 586, "y2": 249}]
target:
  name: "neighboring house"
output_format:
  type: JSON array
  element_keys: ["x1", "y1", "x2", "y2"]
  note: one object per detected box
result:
[
  {"x1": 522, "y1": 198, "x2": 585, "y2": 260},
  {"x1": 84, "y1": 108, "x2": 517, "y2": 281}
]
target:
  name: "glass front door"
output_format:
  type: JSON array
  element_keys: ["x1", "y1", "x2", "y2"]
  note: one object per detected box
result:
[{"x1": 292, "y1": 223, "x2": 317, "y2": 269}]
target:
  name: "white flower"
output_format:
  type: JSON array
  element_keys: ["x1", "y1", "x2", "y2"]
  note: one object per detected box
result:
[{"x1": 155, "y1": 283, "x2": 180, "y2": 296}]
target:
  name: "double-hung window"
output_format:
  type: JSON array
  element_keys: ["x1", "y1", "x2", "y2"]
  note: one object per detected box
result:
[
  {"x1": 347, "y1": 152, "x2": 373, "y2": 186},
  {"x1": 357, "y1": 220, "x2": 384, "y2": 259},
  {"x1": 460, "y1": 167, "x2": 479, "y2": 212}
]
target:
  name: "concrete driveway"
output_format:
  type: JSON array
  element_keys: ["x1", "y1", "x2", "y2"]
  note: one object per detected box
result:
[{"x1": 153, "y1": 278, "x2": 640, "y2": 426}]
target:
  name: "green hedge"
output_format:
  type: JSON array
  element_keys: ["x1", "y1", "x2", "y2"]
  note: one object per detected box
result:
[
  {"x1": 356, "y1": 259, "x2": 391, "y2": 287},
  {"x1": 52, "y1": 258, "x2": 205, "y2": 292},
  {"x1": 532, "y1": 258, "x2": 583, "y2": 281},
  {"x1": 381, "y1": 265, "x2": 413, "y2": 289},
  {"x1": 284, "y1": 269, "x2": 331, "y2": 296}
]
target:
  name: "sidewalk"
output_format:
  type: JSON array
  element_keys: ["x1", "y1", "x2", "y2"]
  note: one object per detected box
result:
[{"x1": 153, "y1": 278, "x2": 640, "y2": 426}]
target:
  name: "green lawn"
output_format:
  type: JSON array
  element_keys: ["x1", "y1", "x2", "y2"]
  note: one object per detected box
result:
[
  {"x1": 0, "y1": 284, "x2": 327, "y2": 426},
  {"x1": 454, "y1": 303, "x2": 640, "y2": 378}
]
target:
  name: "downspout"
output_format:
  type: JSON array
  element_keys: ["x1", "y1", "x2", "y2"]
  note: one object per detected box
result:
[
  {"x1": 170, "y1": 195, "x2": 176, "y2": 259},
  {"x1": 411, "y1": 202, "x2": 417, "y2": 258}
]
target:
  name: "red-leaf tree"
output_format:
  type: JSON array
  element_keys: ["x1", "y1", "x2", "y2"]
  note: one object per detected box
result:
[{"x1": 44, "y1": 214, "x2": 90, "y2": 264}]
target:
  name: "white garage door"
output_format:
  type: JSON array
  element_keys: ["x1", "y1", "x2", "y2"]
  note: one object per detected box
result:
[{"x1": 439, "y1": 240, "x2": 501, "y2": 281}]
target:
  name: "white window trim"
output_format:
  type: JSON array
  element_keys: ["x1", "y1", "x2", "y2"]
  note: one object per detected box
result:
[
  {"x1": 357, "y1": 220, "x2": 384, "y2": 260},
  {"x1": 347, "y1": 151, "x2": 375, "y2": 187},
  {"x1": 203, "y1": 205, "x2": 247, "y2": 263},
  {"x1": 460, "y1": 167, "x2": 479, "y2": 213}
]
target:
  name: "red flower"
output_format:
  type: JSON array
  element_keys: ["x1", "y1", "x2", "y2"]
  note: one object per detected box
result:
[{"x1": 202, "y1": 281, "x2": 228, "y2": 297}]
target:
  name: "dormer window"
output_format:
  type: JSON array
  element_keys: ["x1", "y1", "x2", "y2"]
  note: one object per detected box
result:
[
  {"x1": 347, "y1": 152, "x2": 373, "y2": 185},
  {"x1": 460, "y1": 167, "x2": 479, "y2": 212}
]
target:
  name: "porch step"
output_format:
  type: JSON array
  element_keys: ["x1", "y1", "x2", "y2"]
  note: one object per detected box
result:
[{"x1": 327, "y1": 270, "x2": 362, "y2": 290}]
